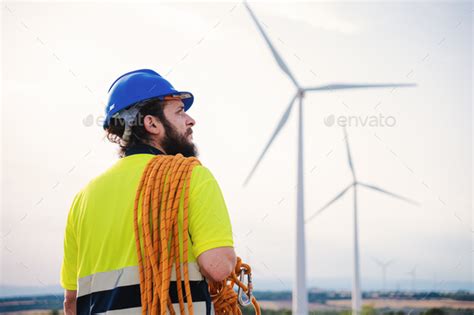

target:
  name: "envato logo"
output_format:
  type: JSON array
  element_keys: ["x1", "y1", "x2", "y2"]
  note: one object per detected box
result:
[
  {"x1": 82, "y1": 113, "x2": 150, "y2": 128},
  {"x1": 324, "y1": 114, "x2": 397, "y2": 127},
  {"x1": 83, "y1": 114, "x2": 105, "y2": 127}
]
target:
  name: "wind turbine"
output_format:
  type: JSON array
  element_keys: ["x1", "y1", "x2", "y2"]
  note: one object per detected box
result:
[
  {"x1": 407, "y1": 265, "x2": 417, "y2": 292},
  {"x1": 243, "y1": 3, "x2": 416, "y2": 314},
  {"x1": 305, "y1": 128, "x2": 419, "y2": 314},
  {"x1": 372, "y1": 258, "x2": 395, "y2": 292}
]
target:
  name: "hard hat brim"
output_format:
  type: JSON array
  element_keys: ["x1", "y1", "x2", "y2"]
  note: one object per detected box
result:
[{"x1": 103, "y1": 91, "x2": 194, "y2": 129}]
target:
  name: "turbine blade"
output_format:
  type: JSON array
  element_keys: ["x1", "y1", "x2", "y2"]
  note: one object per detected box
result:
[
  {"x1": 386, "y1": 259, "x2": 396, "y2": 267},
  {"x1": 243, "y1": 93, "x2": 298, "y2": 186},
  {"x1": 305, "y1": 83, "x2": 417, "y2": 92},
  {"x1": 358, "y1": 182, "x2": 420, "y2": 206},
  {"x1": 343, "y1": 127, "x2": 356, "y2": 181},
  {"x1": 305, "y1": 183, "x2": 353, "y2": 223},
  {"x1": 371, "y1": 257, "x2": 383, "y2": 267},
  {"x1": 407, "y1": 265, "x2": 417, "y2": 275},
  {"x1": 244, "y1": 2, "x2": 300, "y2": 88}
]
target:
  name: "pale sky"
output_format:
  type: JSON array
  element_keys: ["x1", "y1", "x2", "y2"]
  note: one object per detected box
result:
[{"x1": 1, "y1": 1, "x2": 472, "y2": 293}]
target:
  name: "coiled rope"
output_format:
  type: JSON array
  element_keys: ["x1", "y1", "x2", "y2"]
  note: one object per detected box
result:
[{"x1": 133, "y1": 154, "x2": 260, "y2": 315}]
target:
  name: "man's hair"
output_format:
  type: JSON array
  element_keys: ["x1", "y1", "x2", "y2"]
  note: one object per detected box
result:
[{"x1": 106, "y1": 98, "x2": 169, "y2": 158}]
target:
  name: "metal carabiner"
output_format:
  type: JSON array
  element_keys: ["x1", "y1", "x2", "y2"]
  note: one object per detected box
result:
[{"x1": 237, "y1": 268, "x2": 253, "y2": 307}]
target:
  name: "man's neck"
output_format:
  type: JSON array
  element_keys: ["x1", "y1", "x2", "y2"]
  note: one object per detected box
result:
[
  {"x1": 124, "y1": 143, "x2": 166, "y2": 157},
  {"x1": 146, "y1": 140, "x2": 167, "y2": 155}
]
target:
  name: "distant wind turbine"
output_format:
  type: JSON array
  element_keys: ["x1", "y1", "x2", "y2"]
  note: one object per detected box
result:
[
  {"x1": 407, "y1": 265, "x2": 417, "y2": 292},
  {"x1": 372, "y1": 258, "x2": 395, "y2": 292},
  {"x1": 432, "y1": 273, "x2": 439, "y2": 290},
  {"x1": 305, "y1": 128, "x2": 419, "y2": 314},
  {"x1": 243, "y1": 2, "x2": 416, "y2": 314}
]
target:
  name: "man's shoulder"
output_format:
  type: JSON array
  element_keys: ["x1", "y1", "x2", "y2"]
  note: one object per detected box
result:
[
  {"x1": 76, "y1": 158, "x2": 218, "y2": 201},
  {"x1": 189, "y1": 164, "x2": 227, "y2": 198},
  {"x1": 190, "y1": 165, "x2": 216, "y2": 186},
  {"x1": 77, "y1": 155, "x2": 154, "y2": 199}
]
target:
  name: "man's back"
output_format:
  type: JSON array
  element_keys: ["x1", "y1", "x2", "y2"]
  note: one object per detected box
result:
[{"x1": 60, "y1": 147, "x2": 234, "y2": 314}]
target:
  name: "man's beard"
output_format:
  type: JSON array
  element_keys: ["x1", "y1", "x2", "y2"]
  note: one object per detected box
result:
[{"x1": 161, "y1": 122, "x2": 198, "y2": 158}]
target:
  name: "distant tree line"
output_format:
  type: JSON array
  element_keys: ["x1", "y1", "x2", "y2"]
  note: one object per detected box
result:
[
  {"x1": 0, "y1": 294, "x2": 62, "y2": 313},
  {"x1": 251, "y1": 290, "x2": 474, "y2": 303}
]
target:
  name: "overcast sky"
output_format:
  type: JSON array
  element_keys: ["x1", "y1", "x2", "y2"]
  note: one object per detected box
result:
[{"x1": 1, "y1": 1, "x2": 472, "y2": 292}]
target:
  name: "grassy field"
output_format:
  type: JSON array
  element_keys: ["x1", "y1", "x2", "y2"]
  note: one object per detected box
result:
[{"x1": 252, "y1": 299, "x2": 474, "y2": 313}]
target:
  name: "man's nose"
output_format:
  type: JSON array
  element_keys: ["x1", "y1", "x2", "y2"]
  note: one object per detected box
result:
[{"x1": 187, "y1": 115, "x2": 196, "y2": 127}]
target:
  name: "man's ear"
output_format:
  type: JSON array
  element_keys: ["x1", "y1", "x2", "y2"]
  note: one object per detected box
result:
[{"x1": 143, "y1": 115, "x2": 163, "y2": 135}]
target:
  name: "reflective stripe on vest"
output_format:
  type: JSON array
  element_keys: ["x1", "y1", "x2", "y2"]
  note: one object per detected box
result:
[
  {"x1": 76, "y1": 262, "x2": 213, "y2": 314},
  {"x1": 92, "y1": 303, "x2": 212, "y2": 315}
]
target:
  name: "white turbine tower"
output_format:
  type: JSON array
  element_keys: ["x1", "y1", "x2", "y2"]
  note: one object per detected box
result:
[
  {"x1": 372, "y1": 258, "x2": 395, "y2": 292},
  {"x1": 243, "y1": 2, "x2": 416, "y2": 314},
  {"x1": 305, "y1": 128, "x2": 419, "y2": 314}
]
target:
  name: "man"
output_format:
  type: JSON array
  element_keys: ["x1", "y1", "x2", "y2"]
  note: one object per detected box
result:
[{"x1": 60, "y1": 69, "x2": 236, "y2": 314}]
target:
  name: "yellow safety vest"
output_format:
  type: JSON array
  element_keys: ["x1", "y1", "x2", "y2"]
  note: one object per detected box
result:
[{"x1": 60, "y1": 145, "x2": 234, "y2": 314}]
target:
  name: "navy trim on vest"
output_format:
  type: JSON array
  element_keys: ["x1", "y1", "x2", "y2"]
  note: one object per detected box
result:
[
  {"x1": 125, "y1": 143, "x2": 164, "y2": 157},
  {"x1": 77, "y1": 281, "x2": 211, "y2": 314}
]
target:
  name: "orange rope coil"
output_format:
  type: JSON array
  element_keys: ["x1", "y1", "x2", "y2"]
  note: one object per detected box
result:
[{"x1": 133, "y1": 154, "x2": 260, "y2": 315}]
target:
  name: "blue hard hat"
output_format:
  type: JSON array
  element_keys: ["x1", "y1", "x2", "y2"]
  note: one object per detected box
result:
[{"x1": 103, "y1": 69, "x2": 194, "y2": 129}]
